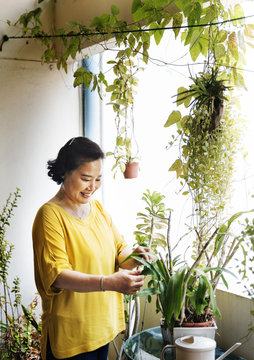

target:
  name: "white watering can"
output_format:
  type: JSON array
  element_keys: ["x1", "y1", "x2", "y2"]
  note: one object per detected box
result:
[{"x1": 161, "y1": 335, "x2": 242, "y2": 360}]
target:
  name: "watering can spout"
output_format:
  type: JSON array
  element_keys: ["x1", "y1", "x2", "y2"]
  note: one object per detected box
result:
[{"x1": 216, "y1": 342, "x2": 242, "y2": 360}]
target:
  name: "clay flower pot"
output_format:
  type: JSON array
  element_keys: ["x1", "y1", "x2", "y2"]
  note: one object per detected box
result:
[
  {"x1": 181, "y1": 320, "x2": 214, "y2": 328},
  {"x1": 123, "y1": 162, "x2": 139, "y2": 179}
]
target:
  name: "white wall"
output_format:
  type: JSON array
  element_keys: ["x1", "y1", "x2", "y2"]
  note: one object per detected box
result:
[
  {"x1": 0, "y1": 0, "x2": 82, "y2": 306},
  {"x1": 216, "y1": 290, "x2": 254, "y2": 359}
]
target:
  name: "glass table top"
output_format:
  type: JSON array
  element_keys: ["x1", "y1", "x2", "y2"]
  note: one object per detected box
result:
[{"x1": 123, "y1": 327, "x2": 246, "y2": 360}]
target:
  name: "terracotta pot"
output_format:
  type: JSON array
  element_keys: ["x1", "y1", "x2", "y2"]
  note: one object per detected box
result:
[
  {"x1": 181, "y1": 321, "x2": 214, "y2": 328},
  {"x1": 123, "y1": 162, "x2": 139, "y2": 179}
]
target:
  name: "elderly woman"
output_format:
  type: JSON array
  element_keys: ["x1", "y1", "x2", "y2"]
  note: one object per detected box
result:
[{"x1": 32, "y1": 136, "x2": 150, "y2": 360}]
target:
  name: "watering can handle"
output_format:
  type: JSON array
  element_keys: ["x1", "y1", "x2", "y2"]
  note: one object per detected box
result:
[
  {"x1": 216, "y1": 343, "x2": 242, "y2": 360},
  {"x1": 161, "y1": 344, "x2": 176, "y2": 360}
]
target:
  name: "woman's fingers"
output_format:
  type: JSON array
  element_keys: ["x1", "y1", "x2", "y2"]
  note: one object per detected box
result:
[
  {"x1": 105, "y1": 269, "x2": 145, "y2": 294},
  {"x1": 133, "y1": 246, "x2": 153, "y2": 263}
]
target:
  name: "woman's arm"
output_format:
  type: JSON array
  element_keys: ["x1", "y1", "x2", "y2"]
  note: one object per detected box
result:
[{"x1": 52, "y1": 268, "x2": 145, "y2": 295}]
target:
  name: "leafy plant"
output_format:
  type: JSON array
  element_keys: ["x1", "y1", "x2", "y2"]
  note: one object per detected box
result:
[
  {"x1": 121, "y1": 190, "x2": 170, "y2": 336},
  {"x1": 0, "y1": 188, "x2": 21, "y2": 322},
  {"x1": 1, "y1": 297, "x2": 41, "y2": 360},
  {"x1": 171, "y1": 66, "x2": 231, "y2": 133},
  {"x1": 105, "y1": 57, "x2": 141, "y2": 177},
  {"x1": 0, "y1": 189, "x2": 42, "y2": 359},
  {"x1": 132, "y1": 209, "x2": 253, "y2": 338},
  {"x1": 9, "y1": 1, "x2": 253, "y2": 179},
  {"x1": 133, "y1": 189, "x2": 169, "y2": 253}
]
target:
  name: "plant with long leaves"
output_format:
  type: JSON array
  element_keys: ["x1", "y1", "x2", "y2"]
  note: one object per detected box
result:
[{"x1": 123, "y1": 207, "x2": 254, "y2": 339}]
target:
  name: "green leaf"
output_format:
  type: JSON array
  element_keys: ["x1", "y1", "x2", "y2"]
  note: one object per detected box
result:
[
  {"x1": 176, "y1": 87, "x2": 191, "y2": 107},
  {"x1": 131, "y1": 0, "x2": 142, "y2": 14},
  {"x1": 68, "y1": 37, "x2": 81, "y2": 59},
  {"x1": 200, "y1": 273, "x2": 221, "y2": 318},
  {"x1": 67, "y1": 20, "x2": 78, "y2": 28},
  {"x1": 217, "y1": 30, "x2": 228, "y2": 43},
  {"x1": 172, "y1": 12, "x2": 183, "y2": 39},
  {"x1": 234, "y1": 4, "x2": 244, "y2": 18},
  {"x1": 215, "y1": 44, "x2": 226, "y2": 59},
  {"x1": 153, "y1": 27, "x2": 164, "y2": 45},
  {"x1": 190, "y1": 29, "x2": 201, "y2": 48},
  {"x1": 199, "y1": 37, "x2": 208, "y2": 57},
  {"x1": 246, "y1": 41, "x2": 254, "y2": 49},
  {"x1": 188, "y1": 276, "x2": 207, "y2": 315},
  {"x1": 120, "y1": 162, "x2": 126, "y2": 173},
  {"x1": 168, "y1": 159, "x2": 183, "y2": 178},
  {"x1": 164, "y1": 111, "x2": 181, "y2": 127},
  {"x1": 137, "y1": 288, "x2": 160, "y2": 297},
  {"x1": 111, "y1": 5, "x2": 120, "y2": 16},
  {"x1": 106, "y1": 85, "x2": 117, "y2": 92},
  {"x1": 228, "y1": 32, "x2": 238, "y2": 58},
  {"x1": 205, "y1": 267, "x2": 237, "y2": 279},
  {"x1": 163, "y1": 268, "x2": 186, "y2": 325},
  {"x1": 190, "y1": 42, "x2": 201, "y2": 62},
  {"x1": 73, "y1": 68, "x2": 93, "y2": 88},
  {"x1": 116, "y1": 136, "x2": 125, "y2": 146},
  {"x1": 133, "y1": 4, "x2": 147, "y2": 22}
]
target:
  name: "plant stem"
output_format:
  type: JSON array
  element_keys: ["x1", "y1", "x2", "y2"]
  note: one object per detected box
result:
[
  {"x1": 166, "y1": 211, "x2": 173, "y2": 275},
  {"x1": 180, "y1": 227, "x2": 219, "y2": 324}
]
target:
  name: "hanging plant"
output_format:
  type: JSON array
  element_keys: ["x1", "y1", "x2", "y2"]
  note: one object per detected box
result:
[
  {"x1": 164, "y1": 13, "x2": 250, "y2": 223},
  {"x1": 5, "y1": 0, "x2": 253, "y2": 182},
  {"x1": 173, "y1": 66, "x2": 231, "y2": 133},
  {"x1": 105, "y1": 56, "x2": 141, "y2": 178}
]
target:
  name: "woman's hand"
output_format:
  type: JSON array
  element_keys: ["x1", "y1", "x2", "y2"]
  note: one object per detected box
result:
[
  {"x1": 132, "y1": 245, "x2": 152, "y2": 264},
  {"x1": 118, "y1": 245, "x2": 152, "y2": 270},
  {"x1": 104, "y1": 269, "x2": 145, "y2": 295}
]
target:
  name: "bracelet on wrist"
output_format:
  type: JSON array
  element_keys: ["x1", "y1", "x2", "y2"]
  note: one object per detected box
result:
[{"x1": 100, "y1": 276, "x2": 105, "y2": 291}]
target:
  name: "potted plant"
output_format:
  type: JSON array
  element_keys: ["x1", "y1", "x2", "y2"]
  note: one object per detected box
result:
[
  {"x1": 0, "y1": 189, "x2": 41, "y2": 359},
  {"x1": 106, "y1": 141, "x2": 140, "y2": 179},
  {"x1": 105, "y1": 56, "x2": 141, "y2": 179},
  {"x1": 132, "y1": 206, "x2": 254, "y2": 345},
  {"x1": 128, "y1": 62, "x2": 254, "y2": 344}
]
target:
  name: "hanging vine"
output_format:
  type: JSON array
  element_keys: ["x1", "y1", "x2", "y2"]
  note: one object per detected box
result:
[{"x1": 4, "y1": 0, "x2": 253, "y2": 176}]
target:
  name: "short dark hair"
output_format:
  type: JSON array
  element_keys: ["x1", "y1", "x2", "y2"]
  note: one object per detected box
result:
[{"x1": 47, "y1": 137, "x2": 105, "y2": 184}]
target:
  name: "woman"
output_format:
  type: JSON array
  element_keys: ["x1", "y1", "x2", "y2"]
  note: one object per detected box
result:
[{"x1": 32, "y1": 137, "x2": 150, "y2": 360}]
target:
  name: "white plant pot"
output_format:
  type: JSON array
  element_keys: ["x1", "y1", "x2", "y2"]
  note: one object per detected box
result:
[{"x1": 160, "y1": 318, "x2": 217, "y2": 344}]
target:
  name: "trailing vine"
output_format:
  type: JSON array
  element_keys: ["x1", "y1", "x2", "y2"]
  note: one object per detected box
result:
[{"x1": 6, "y1": 0, "x2": 254, "y2": 175}]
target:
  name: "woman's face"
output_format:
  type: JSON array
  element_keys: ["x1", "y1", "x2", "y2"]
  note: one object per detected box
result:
[{"x1": 62, "y1": 159, "x2": 102, "y2": 205}]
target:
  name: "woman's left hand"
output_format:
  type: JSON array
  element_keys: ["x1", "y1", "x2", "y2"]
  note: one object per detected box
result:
[
  {"x1": 118, "y1": 246, "x2": 152, "y2": 270},
  {"x1": 132, "y1": 245, "x2": 152, "y2": 264}
]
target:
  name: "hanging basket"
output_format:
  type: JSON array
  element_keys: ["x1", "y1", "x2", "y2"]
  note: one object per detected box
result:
[{"x1": 123, "y1": 162, "x2": 139, "y2": 179}]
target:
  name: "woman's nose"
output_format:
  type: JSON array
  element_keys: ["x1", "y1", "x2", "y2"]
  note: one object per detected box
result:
[{"x1": 87, "y1": 182, "x2": 95, "y2": 190}]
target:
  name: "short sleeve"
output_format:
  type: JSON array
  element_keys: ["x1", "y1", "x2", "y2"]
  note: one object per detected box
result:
[{"x1": 32, "y1": 204, "x2": 72, "y2": 297}]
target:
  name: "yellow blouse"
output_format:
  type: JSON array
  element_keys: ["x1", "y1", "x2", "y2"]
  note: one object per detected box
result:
[{"x1": 32, "y1": 200, "x2": 128, "y2": 359}]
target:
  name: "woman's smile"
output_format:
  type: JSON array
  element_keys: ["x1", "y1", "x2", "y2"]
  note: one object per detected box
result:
[{"x1": 61, "y1": 159, "x2": 102, "y2": 205}]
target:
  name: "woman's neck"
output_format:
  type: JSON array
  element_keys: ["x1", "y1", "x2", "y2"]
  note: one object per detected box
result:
[{"x1": 50, "y1": 190, "x2": 91, "y2": 220}]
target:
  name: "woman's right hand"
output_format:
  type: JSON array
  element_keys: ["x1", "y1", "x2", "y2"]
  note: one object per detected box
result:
[{"x1": 104, "y1": 269, "x2": 145, "y2": 295}]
